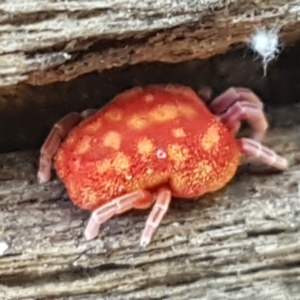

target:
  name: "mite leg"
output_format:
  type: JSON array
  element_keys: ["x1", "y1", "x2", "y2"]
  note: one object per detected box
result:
[
  {"x1": 140, "y1": 187, "x2": 172, "y2": 247},
  {"x1": 210, "y1": 87, "x2": 268, "y2": 141},
  {"x1": 38, "y1": 109, "x2": 97, "y2": 183},
  {"x1": 240, "y1": 138, "x2": 288, "y2": 170},
  {"x1": 210, "y1": 87, "x2": 264, "y2": 114},
  {"x1": 84, "y1": 190, "x2": 154, "y2": 241}
]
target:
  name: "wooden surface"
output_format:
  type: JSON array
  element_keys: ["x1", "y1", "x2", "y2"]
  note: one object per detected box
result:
[
  {"x1": 1, "y1": 104, "x2": 300, "y2": 299},
  {"x1": 1, "y1": 0, "x2": 300, "y2": 87},
  {"x1": 1, "y1": 0, "x2": 300, "y2": 298}
]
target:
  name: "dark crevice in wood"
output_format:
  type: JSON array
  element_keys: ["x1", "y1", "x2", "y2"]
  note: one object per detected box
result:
[{"x1": 247, "y1": 228, "x2": 292, "y2": 237}]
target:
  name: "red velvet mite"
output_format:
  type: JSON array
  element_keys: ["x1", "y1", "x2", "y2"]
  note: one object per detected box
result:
[{"x1": 38, "y1": 85, "x2": 288, "y2": 246}]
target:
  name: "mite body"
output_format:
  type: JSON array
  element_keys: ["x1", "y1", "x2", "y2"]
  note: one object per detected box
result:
[{"x1": 38, "y1": 85, "x2": 288, "y2": 246}]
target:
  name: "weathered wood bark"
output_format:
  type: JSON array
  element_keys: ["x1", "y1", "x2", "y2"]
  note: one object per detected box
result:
[
  {"x1": 1, "y1": 0, "x2": 300, "y2": 87},
  {"x1": 1, "y1": 0, "x2": 300, "y2": 299},
  {"x1": 1, "y1": 104, "x2": 300, "y2": 299},
  {"x1": 2, "y1": 39, "x2": 300, "y2": 154}
]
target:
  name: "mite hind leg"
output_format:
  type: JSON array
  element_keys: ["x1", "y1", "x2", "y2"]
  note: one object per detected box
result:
[{"x1": 84, "y1": 190, "x2": 154, "y2": 240}]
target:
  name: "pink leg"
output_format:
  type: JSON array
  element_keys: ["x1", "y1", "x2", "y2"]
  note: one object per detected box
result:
[
  {"x1": 210, "y1": 88, "x2": 268, "y2": 141},
  {"x1": 240, "y1": 138, "x2": 288, "y2": 170},
  {"x1": 218, "y1": 100, "x2": 268, "y2": 142},
  {"x1": 210, "y1": 87, "x2": 264, "y2": 114},
  {"x1": 37, "y1": 109, "x2": 97, "y2": 183},
  {"x1": 84, "y1": 190, "x2": 154, "y2": 241},
  {"x1": 140, "y1": 187, "x2": 172, "y2": 247}
]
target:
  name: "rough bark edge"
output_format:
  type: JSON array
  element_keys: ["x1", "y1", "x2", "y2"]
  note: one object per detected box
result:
[{"x1": 0, "y1": 1, "x2": 299, "y2": 87}]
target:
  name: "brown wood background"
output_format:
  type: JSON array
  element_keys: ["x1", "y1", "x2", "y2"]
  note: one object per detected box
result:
[
  {"x1": 1, "y1": 0, "x2": 300, "y2": 299},
  {"x1": 0, "y1": 0, "x2": 299, "y2": 87}
]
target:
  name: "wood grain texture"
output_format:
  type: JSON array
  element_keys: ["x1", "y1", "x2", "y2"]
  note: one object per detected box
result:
[
  {"x1": 0, "y1": 104, "x2": 300, "y2": 299},
  {"x1": 1, "y1": 0, "x2": 300, "y2": 87}
]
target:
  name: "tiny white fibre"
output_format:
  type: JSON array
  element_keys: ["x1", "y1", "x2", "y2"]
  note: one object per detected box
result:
[
  {"x1": 156, "y1": 149, "x2": 167, "y2": 159},
  {"x1": 249, "y1": 27, "x2": 281, "y2": 76},
  {"x1": 0, "y1": 242, "x2": 8, "y2": 256},
  {"x1": 63, "y1": 53, "x2": 71, "y2": 60}
]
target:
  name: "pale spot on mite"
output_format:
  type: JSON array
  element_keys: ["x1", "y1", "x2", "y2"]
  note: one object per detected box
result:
[
  {"x1": 96, "y1": 159, "x2": 111, "y2": 174},
  {"x1": 149, "y1": 104, "x2": 178, "y2": 122},
  {"x1": 127, "y1": 114, "x2": 148, "y2": 130},
  {"x1": 103, "y1": 108, "x2": 123, "y2": 121},
  {"x1": 103, "y1": 131, "x2": 122, "y2": 150},
  {"x1": 178, "y1": 104, "x2": 197, "y2": 117},
  {"x1": 112, "y1": 152, "x2": 130, "y2": 172},
  {"x1": 144, "y1": 94, "x2": 154, "y2": 103},
  {"x1": 200, "y1": 124, "x2": 220, "y2": 151},
  {"x1": 193, "y1": 160, "x2": 213, "y2": 181},
  {"x1": 137, "y1": 138, "x2": 155, "y2": 155},
  {"x1": 172, "y1": 127, "x2": 186, "y2": 138},
  {"x1": 167, "y1": 144, "x2": 189, "y2": 162},
  {"x1": 75, "y1": 136, "x2": 92, "y2": 154},
  {"x1": 96, "y1": 152, "x2": 130, "y2": 174}
]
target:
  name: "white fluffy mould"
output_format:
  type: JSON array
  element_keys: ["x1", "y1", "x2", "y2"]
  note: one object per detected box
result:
[{"x1": 249, "y1": 27, "x2": 282, "y2": 76}]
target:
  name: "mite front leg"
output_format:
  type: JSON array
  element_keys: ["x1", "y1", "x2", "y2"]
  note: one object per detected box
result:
[
  {"x1": 38, "y1": 109, "x2": 97, "y2": 183},
  {"x1": 217, "y1": 100, "x2": 268, "y2": 142},
  {"x1": 84, "y1": 190, "x2": 154, "y2": 241},
  {"x1": 140, "y1": 187, "x2": 172, "y2": 247},
  {"x1": 210, "y1": 87, "x2": 268, "y2": 141},
  {"x1": 240, "y1": 138, "x2": 288, "y2": 170},
  {"x1": 210, "y1": 87, "x2": 264, "y2": 114}
]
